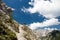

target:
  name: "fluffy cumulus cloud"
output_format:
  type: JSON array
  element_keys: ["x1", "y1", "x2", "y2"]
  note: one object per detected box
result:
[
  {"x1": 22, "y1": 0, "x2": 60, "y2": 30},
  {"x1": 23, "y1": 0, "x2": 60, "y2": 18},
  {"x1": 29, "y1": 18, "x2": 60, "y2": 29}
]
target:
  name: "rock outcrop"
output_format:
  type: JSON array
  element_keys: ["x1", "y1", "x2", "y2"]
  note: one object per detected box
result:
[
  {"x1": 34, "y1": 29, "x2": 60, "y2": 40},
  {"x1": 0, "y1": 0, "x2": 19, "y2": 40},
  {"x1": 43, "y1": 30, "x2": 60, "y2": 40},
  {"x1": 16, "y1": 25, "x2": 40, "y2": 40}
]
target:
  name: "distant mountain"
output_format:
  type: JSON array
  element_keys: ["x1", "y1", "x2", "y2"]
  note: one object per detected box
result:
[
  {"x1": 34, "y1": 29, "x2": 52, "y2": 37},
  {"x1": 43, "y1": 30, "x2": 60, "y2": 40},
  {"x1": 34, "y1": 29, "x2": 60, "y2": 40}
]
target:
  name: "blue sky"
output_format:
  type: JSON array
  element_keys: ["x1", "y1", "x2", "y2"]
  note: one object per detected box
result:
[
  {"x1": 2, "y1": 0, "x2": 60, "y2": 30},
  {"x1": 2, "y1": 0, "x2": 45, "y2": 24}
]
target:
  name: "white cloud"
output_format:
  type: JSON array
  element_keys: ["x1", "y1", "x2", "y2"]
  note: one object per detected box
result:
[
  {"x1": 7, "y1": 7, "x2": 15, "y2": 11},
  {"x1": 22, "y1": 0, "x2": 60, "y2": 18},
  {"x1": 22, "y1": 0, "x2": 60, "y2": 30},
  {"x1": 28, "y1": 18, "x2": 60, "y2": 30},
  {"x1": 44, "y1": 28, "x2": 58, "y2": 31},
  {"x1": 11, "y1": 8, "x2": 15, "y2": 11}
]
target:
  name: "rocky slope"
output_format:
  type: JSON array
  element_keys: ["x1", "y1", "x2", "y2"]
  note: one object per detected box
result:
[
  {"x1": 17, "y1": 25, "x2": 41, "y2": 40},
  {"x1": 44, "y1": 30, "x2": 60, "y2": 40},
  {"x1": 0, "y1": 0, "x2": 19, "y2": 40}
]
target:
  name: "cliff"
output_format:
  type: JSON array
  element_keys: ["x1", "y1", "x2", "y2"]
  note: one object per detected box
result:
[
  {"x1": 43, "y1": 30, "x2": 60, "y2": 40},
  {"x1": 16, "y1": 25, "x2": 40, "y2": 40},
  {"x1": 0, "y1": 0, "x2": 19, "y2": 40}
]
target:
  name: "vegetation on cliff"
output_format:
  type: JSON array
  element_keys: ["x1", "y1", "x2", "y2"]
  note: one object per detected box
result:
[
  {"x1": 44, "y1": 30, "x2": 60, "y2": 40},
  {"x1": 0, "y1": 0, "x2": 18, "y2": 40}
]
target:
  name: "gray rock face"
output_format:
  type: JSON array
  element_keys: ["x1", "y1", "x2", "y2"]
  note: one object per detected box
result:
[
  {"x1": 16, "y1": 25, "x2": 41, "y2": 40},
  {"x1": 44, "y1": 30, "x2": 60, "y2": 40},
  {"x1": 0, "y1": 0, "x2": 18, "y2": 40},
  {"x1": 33, "y1": 29, "x2": 60, "y2": 40}
]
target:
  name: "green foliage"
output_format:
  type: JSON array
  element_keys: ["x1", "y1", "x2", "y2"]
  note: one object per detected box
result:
[
  {"x1": 0, "y1": 0, "x2": 17, "y2": 40},
  {"x1": 44, "y1": 30, "x2": 60, "y2": 40},
  {"x1": 0, "y1": 25, "x2": 17, "y2": 40}
]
